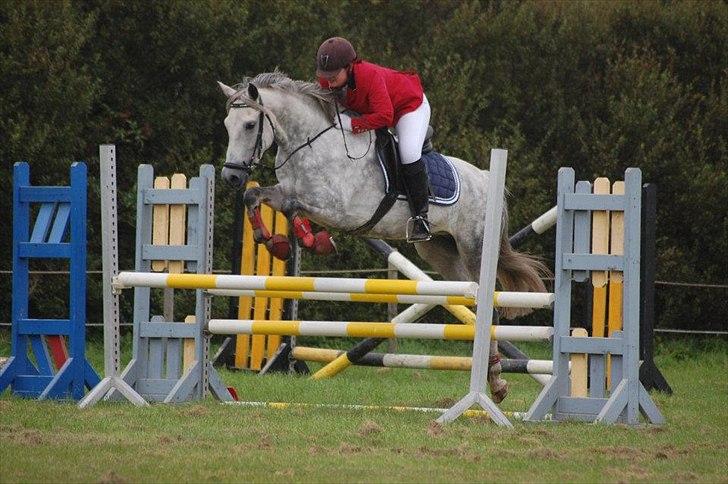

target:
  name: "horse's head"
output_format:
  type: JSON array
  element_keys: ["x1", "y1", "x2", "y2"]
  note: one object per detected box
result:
[{"x1": 217, "y1": 81, "x2": 276, "y2": 188}]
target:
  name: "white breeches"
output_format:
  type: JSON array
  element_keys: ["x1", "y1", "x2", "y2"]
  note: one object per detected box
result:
[{"x1": 395, "y1": 94, "x2": 431, "y2": 164}]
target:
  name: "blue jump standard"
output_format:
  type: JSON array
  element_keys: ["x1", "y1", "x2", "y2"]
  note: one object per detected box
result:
[{"x1": 0, "y1": 162, "x2": 99, "y2": 400}]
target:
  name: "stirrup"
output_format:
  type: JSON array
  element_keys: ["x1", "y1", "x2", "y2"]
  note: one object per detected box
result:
[{"x1": 406, "y1": 216, "x2": 432, "y2": 243}]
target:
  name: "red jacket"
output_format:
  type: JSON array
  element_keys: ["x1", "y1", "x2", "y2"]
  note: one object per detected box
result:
[{"x1": 318, "y1": 60, "x2": 424, "y2": 134}]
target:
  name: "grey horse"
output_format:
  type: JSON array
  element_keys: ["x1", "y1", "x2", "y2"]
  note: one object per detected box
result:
[{"x1": 218, "y1": 72, "x2": 549, "y2": 401}]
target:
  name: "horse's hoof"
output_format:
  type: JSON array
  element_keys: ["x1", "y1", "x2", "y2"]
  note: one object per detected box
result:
[
  {"x1": 265, "y1": 234, "x2": 291, "y2": 260},
  {"x1": 490, "y1": 380, "x2": 509, "y2": 404}
]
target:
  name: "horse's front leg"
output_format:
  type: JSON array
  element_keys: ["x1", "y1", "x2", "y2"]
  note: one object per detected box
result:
[
  {"x1": 281, "y1": 198, "x2": 336, "y2": 256},
  {"x1": 243, "y1": 185, "x2": 294, "y2": 260},
  {"x1": 243, "y1": 185, "x2": 289, "y2": 242}
]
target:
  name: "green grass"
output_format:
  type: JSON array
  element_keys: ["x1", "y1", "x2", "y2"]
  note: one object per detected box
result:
[{"x1": 1, "y1": 333, "x2": 727, "y2": 483}]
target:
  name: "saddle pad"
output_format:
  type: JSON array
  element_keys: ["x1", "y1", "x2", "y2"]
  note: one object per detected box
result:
[{"x1": 377, "y1": 150, "x2": 460, "y2": 206}]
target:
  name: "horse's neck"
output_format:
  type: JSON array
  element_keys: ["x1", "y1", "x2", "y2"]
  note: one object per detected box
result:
[
  {"x1": 267, "y1": 90, "x2": 330, "y2": 147},
  {"x1": 270, "y1": 90, "x2": 375, "y2": 172}
]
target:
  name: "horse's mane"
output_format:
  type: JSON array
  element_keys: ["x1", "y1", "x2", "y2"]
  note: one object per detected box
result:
[{"x1": 227, "y1": 70, "x2": 336, "y2": 119}]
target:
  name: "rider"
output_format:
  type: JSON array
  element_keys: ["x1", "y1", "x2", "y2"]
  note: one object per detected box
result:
[{"x1": 315, "y1": 36, "x2": 432, "y2": 243}]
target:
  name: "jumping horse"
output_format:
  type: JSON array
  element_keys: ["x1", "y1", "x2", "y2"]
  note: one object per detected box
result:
[{"x1": 217, "y1": 72, "x2": 548, "y2": 402}]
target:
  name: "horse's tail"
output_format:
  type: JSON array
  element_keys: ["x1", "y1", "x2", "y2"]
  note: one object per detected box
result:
[{"x1": 496, "y1": 210, "x2": 552, "y2": 320}]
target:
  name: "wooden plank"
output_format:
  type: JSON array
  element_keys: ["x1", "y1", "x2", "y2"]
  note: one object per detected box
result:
[
  {"x1": 151, "y1": 177, "x2": 170, "y2": 271},
  {"x1": 607, "y1": 181, "x2": 625, "y2": 386},
  {"x1": 148, "y1": 316, "x2": 165, "y2": 380},
  {"x1": 183, "y1": 315, "x2": 196, "y2": 372},
  {"x1": 234, "y1": 181, "x2": 259, "y2": 369},
  {"x1": 570, "y1": 328, "x2": 588, "y2": 397},
  {"x1": 591, "y1": 178, "x2": 610, "y2": 337},
  {"x1": 167, "y1": 174, "x2": 187, "y2": 274}
]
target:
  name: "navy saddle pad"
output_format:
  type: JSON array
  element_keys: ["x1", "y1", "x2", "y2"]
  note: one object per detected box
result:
[{"x1": 377, "y1": 150, "x2": 460, "y2": 206}]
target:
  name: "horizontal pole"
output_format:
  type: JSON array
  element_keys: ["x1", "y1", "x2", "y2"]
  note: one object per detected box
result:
[
  {"x1": 207, "y1": 289, "x2": 476, "y2": 306},
  {"x1": 292, "y1": 346, "x2": 559, "y2": 374},
  {"x1": 208, "y1": 320, "x2": 553, "y2": 342},
  {"x1": 207, "y1": 288, "x2": 554, "y2": 309},
  {"x1": 508, "y1": 206, "x2": 557, "y2": 248},
  {"x1": 493, "y1": 291, "x2": 554, "y2": 308},
  {"x1": 114, "y1": 272, "x2": 478, "y2": 297},
  {"x1": 225, "y1": 401, "x2": 538, "y2": 421}
]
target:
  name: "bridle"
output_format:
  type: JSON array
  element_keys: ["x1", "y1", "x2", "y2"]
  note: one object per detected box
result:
[
  {"x1": 223, "y1": 85, "x2": 373, "y2": 179},
  {"x1": 222, "y1": 94, "x2": 278, "y2": 178}
]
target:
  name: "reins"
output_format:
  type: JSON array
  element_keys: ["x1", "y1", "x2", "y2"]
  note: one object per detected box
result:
[
  {"x1": 334, "y1": 99, "x2": 373, "y2": 161},
  {"x1": 224, "y1": 86, "x2": 373, "y2": 178}
]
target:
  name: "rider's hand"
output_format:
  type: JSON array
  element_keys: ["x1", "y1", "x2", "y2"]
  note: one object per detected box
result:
[{"x1": 335, "y1": 113, "x2": 353, "y2": 132}]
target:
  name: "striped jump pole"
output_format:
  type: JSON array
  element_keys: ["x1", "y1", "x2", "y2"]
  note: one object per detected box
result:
[
  {"x1": 209, "y1": 289, "x2": 475, "y2": 306},
  {"x1": 207, "y1": 288, "x2": 553, "y2": 309},
  {"x1": 292, "y1": 346, "x2": 560, "y2": 374},
  {"x1": 508, "y1": 206, "x2": 557, "y2": 249},
  {"x1": 113, "y1": 272, "x2": 478, "y2": 298},
  {"x1": 312, "y1": 239, "x2": 553, "y2": 381},
  {"x1": 208, "y1": 319, "x2": 554, "y2": 342}
]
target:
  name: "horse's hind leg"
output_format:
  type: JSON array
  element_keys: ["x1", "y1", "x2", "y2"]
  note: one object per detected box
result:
[{"x1": 414, "y1": 236, "x2": 508, "y2": 403}]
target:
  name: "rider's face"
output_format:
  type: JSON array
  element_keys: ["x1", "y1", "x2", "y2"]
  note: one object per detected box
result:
[{"x1": 323, "y1": 68, "x2": 348, "y2": 89}]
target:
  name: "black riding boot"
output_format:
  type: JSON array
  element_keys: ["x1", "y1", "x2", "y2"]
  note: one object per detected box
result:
[{"x1": 401, "y1": 159, "x2": 432, "y2": 243}]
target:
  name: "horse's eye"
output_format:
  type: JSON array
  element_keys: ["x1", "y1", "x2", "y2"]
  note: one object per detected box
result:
[{"x1": 245, "y1": 122, "x2": 256, "y2": 130}]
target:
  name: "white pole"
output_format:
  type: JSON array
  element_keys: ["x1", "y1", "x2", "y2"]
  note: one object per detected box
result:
[{"x1": 437, "y1": 149, "x2": 513, "y2": 427}]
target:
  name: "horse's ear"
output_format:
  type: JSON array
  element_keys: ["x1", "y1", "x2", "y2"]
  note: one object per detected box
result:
[
  {"x1": 248, "y1": 83, "x2": 259, "y2": 101},
  {"x1": 217, "y1": 81, "x2": 237, "y2": 98}
]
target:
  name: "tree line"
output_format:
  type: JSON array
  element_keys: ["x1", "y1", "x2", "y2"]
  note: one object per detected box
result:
[{"x1": 0, "y1": 0, "x2": 725, "y2": 331}]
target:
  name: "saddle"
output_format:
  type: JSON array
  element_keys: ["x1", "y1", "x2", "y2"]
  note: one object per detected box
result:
[{"x1": 352, "y1": 127, "x2": 461, "y2": 234}]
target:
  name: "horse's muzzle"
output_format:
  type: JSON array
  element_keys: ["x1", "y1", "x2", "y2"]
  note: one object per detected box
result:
[{"x1": 221, "y1": 163, "x2": 251, "y2": 189}]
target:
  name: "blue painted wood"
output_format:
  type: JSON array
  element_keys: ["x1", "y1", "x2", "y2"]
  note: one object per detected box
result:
[
  {"x1": 17, "y1": 242, "x2": 72, "y2": 258},
  {"x1": 0, "y1": 162, "x2": 99, "y2": 400},
  {"x1": 17, "y1": 320, "x2": 72, "y2": 335},
  {"x1": 48, "y1": 203, "x2": 70, "y2": 243},
  {"x1": 18, "y1": 186, "x2": 71, "y2": 202},
  {"x1": 30, "y1": 203, "x2": 56, "y2": 243}
]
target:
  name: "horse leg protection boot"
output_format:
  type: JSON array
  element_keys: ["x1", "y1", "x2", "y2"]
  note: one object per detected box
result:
[{"x1": 401, "y1": 159, "x2": 432, "y2": 243}]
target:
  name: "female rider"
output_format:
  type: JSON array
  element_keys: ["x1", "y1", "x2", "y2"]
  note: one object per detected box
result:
[{"x1": 316, "y1": 36, "x2": 432, "y2": 243}]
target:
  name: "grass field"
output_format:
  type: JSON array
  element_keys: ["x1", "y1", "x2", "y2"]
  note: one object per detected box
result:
[{"x1": 1, "y1": 333, "x2": 727, "y2": 483}]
